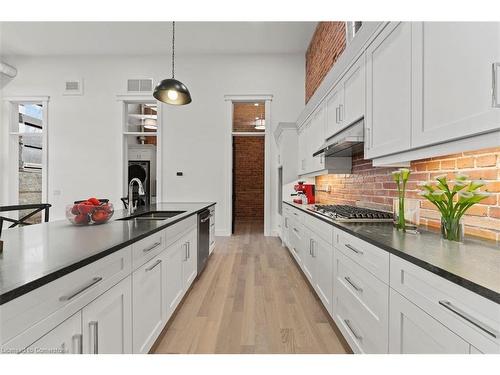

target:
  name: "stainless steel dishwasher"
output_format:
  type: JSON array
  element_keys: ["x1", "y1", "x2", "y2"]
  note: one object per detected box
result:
[{"x1": 197, "y1": 209, "x2": 210, "y2": 275}]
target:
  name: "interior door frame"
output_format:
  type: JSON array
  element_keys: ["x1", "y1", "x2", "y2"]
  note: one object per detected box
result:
[{"x1": 224, "y1": 94, "x2": 273, "y2": 236}]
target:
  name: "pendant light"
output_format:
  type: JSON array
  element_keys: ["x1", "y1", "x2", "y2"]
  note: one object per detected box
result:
[{"x1": 153, "y1": 21, "x2": 192, "y2": 105}]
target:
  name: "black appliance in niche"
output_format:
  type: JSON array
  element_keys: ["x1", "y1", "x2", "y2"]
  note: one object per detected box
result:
[{"x1": 128, "y1": 160, "x2": 150, "y2": 206}]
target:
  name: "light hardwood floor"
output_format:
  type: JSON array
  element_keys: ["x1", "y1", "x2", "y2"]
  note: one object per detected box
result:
[{"x1": 153, "y1": 220, "x2": 350, "y2": 354}]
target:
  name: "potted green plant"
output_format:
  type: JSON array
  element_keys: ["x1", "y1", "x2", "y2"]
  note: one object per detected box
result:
[
  {"x1": 418, "y1": 174, "x2": 491, "y2": 242},
  {"x1": 392, "y1": 168, "x2": 411, "y2": 231}
]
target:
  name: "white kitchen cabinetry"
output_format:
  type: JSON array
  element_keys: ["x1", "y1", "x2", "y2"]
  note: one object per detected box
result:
[
  {"x1": 307, "y1": 105, "x2": 327, "y2": 172},
  {"x1": 297, "y1": 122, "x2": 308, "y2": 175},
  {"x1": 341, "y1": 55, "x2": 365, "y2": 130},
  {"x1": 389, "y1": 289, "x2": 470, "y2": 354},
  {"x1": 165, "y1": 238, "x2": 187, "y2": 318},
  {"x1": 24, "y1": 312, "x2": 82, "y2": 354},
  {"x1": 82, "y1": 276, "x2": 132, "y2": 354},
  {"x1": 325, "y1": 55, "x2": 366, "y2": 140},
  {"x1": 182, "y1": 228, "x2": 198, "y2": 289},
  {"x1": 132, "y1": 255, "x2": 165, "y2": 354},
  {"x1": 288, "y1": 217, "x2": 305, "y2": 267},
  {"x1": 309, "y1": 231, "x2": 334, "y2": 316},
  {"x1": 326, "y1": 85, "x2": 343, "y2": 139},
  {"x1": 411, "y1": 22, "x2": 500, "y2": 148},
  {"x1": 365, "y1": 22, "x2": 413, "y2": 159}
]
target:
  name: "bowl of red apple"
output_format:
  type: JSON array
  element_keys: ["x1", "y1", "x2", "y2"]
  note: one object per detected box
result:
[{"x1": 66, "y1": 197, "x2": 114, "y2": 225}]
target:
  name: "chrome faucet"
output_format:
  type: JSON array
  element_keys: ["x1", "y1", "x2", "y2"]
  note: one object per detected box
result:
[{"x1": 128, "y1": 178, "x2": 145, "y2": 216}]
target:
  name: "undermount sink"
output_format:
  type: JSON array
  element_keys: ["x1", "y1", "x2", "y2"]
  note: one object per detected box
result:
[{"x1": 118, "y1": 210, "x2": 186, "y2": 221}]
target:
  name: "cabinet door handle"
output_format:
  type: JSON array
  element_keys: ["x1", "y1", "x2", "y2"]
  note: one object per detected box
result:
[
  {"x1": 59, "y1": 276, "x2": 103, "y2": 302},
  {"x1": 145, "y1": 259, "x2": 162, "y2": 272},
  {"x1": 72, "y1": 334, "x2": 83, "y2": 354},
  {"x1": 438, "y1": 300, "x2": 499, "y2": 338},
  {"x1": 345, "y1": 243, "x2": 363, "y2": 255},
  {"x1": 143, "y1": 240, "x2": 162, "y2": 253},
  {"x1": 184, "y1": 243, "x2": 188, "y2": 261},
  {"x1": 344, "y1": 276, "x2": 363, "y2": 292},
  {"x1": 344, "y1": 319, "x2": 363, "y2": 341},
  {"x1": 493, "y1": 62, "x2": 500, "y2": 108},
  {"x1": 335, "y1": 106, "x2": 339, "y2": 124},
  {"x1": 187, "y1": 242, "x2": 190, "y2": 259},
  {"x1": 293, "y1": 227, "x2": 299, "y2": 233},
  {"x1": 89, "y1": 321, "x2": 98, "y2": 354},
  {"x1": 339, "y1": 104, "x2": 344, "y2": 122},
  {"x1": 309, "y1": 239, "x2": 313, "y2": 256},
  {"x1": 284, "y1": 218, "x2": 288, "y2": 228}
]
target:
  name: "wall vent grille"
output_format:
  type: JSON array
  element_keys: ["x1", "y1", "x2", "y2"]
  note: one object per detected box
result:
[
  {"x1": 63, "y1": 79, "x2": 83, "y2": 95},
  {"x1": 127, "y1": 79, "x2": 153, "y2": 93}
]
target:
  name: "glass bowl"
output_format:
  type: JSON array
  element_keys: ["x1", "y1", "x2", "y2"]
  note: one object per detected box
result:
[{"x1": 66, "y1": 200, "x2": 114, "y2": 225}]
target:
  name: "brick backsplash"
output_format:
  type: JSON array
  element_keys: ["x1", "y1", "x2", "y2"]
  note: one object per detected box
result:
[
  {"x1": 315, "y1": 147, "x2": 500, "y2": 241},
  {"x1": 305, "y1": 22, "x2": 346, "y2": 103}
]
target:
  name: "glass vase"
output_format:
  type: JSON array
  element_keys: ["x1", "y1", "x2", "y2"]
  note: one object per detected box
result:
[
  {"x1": 440, "y1": 217, "x2": 464, "y2": 242},
  {"x1": 393, "y1": 198, "x2": 420, "y2": 232}
]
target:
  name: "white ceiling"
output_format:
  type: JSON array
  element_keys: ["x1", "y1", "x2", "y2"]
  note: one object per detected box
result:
[{"x1": 0, "y1": 22, "x2": 317, "y2": 56}]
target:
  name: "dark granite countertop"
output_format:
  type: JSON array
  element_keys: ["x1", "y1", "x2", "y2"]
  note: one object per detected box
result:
[
  {"x1": 284, "y1": 201, "x2": 500, "y2": 304},
  {"x1": 0, "y1": 202, "x2": 215, "y2": 305}
]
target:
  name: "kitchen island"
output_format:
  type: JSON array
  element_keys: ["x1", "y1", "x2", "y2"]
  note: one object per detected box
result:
[{"x1": 0, "y1": 202, "x2": 215, "y2": 354}]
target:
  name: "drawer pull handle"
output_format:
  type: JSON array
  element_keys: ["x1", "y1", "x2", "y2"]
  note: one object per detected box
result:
[
  {"x1": 145, "y1": 259, "x2": 162, "y2": 272},
  {"x1": 438, "y1": 300, "x2": 499, "y2": 339},
  {"x1": 59, "y1": 276, "x2": 103, "y2": 302},
  {"x1": 344, "y1": 276, "x2": 363, "y2": 292},
  {"x1": 143, "y1": 241, "x2": 161, "y2": 253},
  {"x1": 72, "y1": 334, "x2": 83, "y2": 354},
  {"x1": 293, "y1": 228, "x2": 299, "y2": 233},
  {"x1": 89, "y1": 321, "x2": 98, "y2": 354},
  {"x1": 345, "y1": 243, "x2": 363, "y2": 255},
  {"x1": 344, "y1": 319, "x2": 363, "y2": 341}
]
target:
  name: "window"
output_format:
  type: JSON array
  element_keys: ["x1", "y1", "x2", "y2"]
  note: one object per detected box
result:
[{"x1": 8, "y1": 100, "x2": 48, "y2": 223}]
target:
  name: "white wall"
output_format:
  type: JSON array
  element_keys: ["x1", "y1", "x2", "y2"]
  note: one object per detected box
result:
[{"x1": 0, "y1": 53, "x2": 305, "y2": 235}]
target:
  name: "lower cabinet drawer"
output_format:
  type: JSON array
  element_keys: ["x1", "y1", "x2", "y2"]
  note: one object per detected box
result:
[
  {"x1": 132, "y1": 230, "x2": 166, "y2": 269},
  {"x1": 334, "y1": 228, "x2": 389, "y2": 283},
  {"x1": 334, "y1": 249, "x2": 389, "y2": 339},
  {"x1": 389, "y1": 289, "x2": 470, "y2": 354},
  {"x1": 333, "y1": 256, "x2": 389, "y2": 353},
  {"x1": 390, "y1": 255, "x2": 500, "y2": 353}
]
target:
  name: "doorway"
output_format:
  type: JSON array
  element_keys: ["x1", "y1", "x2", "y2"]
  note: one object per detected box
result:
[{"x1": 231, "y1": 101, "x2": 266, "y2": 233}]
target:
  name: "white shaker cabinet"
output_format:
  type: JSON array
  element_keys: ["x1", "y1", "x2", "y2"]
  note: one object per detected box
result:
[
  {"x1": 308, "y1": 104, "x2": 327, "y2": 172},
  {"x1": 326, "y1": 85, "x2": 343, "y2": 139},
  {"x1": 297, "y1": 124, "x2": 308, "y2": 175},
  {"x1": 389, "y1": 289, "x2": 470, "y2": 354},
  {"x1": 82, "y1": 276, "x2": 132, "y2": 354},
  {"x1": 24, "y1": 312, "x2": 82, "y2": 354},
  {"x1": 182, "y1": 228, "x2": 198, "y2": 290},
  {"x1": 310, "y1": 233, "x2": 333, "y2": 316},
  {"x1": 132, "y1": 255, "x2": 165, "y2": 354},
  {"x1": 165, "y1": 238, "x2": 187, "y2": 318},
  {"x1": 340, "y1": 55, "x2": 365, "y2": 130},
  {"x1": 411, "y1": 22, "x2": 500, "y2": 148},
  {"x1": 365, "y1": 22, "x2": 413, "y2": 159}
]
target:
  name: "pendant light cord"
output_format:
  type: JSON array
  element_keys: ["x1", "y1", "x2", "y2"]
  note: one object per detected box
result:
[{"x1": 171, "y1": 21, "x2": 175, "y2": 78}]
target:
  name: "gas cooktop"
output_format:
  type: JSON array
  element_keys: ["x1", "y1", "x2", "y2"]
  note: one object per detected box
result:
[{"x1": 307, "y1": 204, "x2": 393, "y2": 222}]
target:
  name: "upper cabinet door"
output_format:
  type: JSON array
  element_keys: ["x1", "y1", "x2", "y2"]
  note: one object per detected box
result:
[
  {"x1": 341, "y1": 55, "x2": 366, "y2": 129},
  {"x1": 326, "y1": 86, "x2": 343, "y2": 139},
  {"x1": 365, "y1": 22, "x2": 413, "y2": 159},
  {"x1": 411, "y1": 22, "x2": 500, "y2": 148},
  {"x1": 297, "y1": 125, "x2": 307, "y2": 175},
  {"x1": 82, "y1": 276, "x2": 132, "y2": 354},
  {"x1": 308, "y1": 105, "x2": 327, "y2": 172}
]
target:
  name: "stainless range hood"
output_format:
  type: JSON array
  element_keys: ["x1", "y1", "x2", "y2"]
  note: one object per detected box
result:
[{"x1": 313, "y1": 118, "x2": 364, "y2": 158}]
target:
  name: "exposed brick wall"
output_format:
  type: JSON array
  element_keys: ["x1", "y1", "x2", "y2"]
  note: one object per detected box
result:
[
  {"x1": 233, "y1": 102, "x2": 265, "y2": 133},
  {"x1": 305, "y1": 22, "x2": 346, "y2": 103},
  {"x1": 233, "y1": 136, "x2": 264, "y2": 220},
  {"x1": 316, "y1": 147, "x2": 500, "y2": 241}
]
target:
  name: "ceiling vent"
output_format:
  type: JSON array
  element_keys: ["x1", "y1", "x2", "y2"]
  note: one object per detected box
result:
[
  {"x1": 63, "y1": 79, "x2": 83, "y2": 95},
  {"x1": 127, "y1": 79, "x2": 153, "y2": 93}
]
